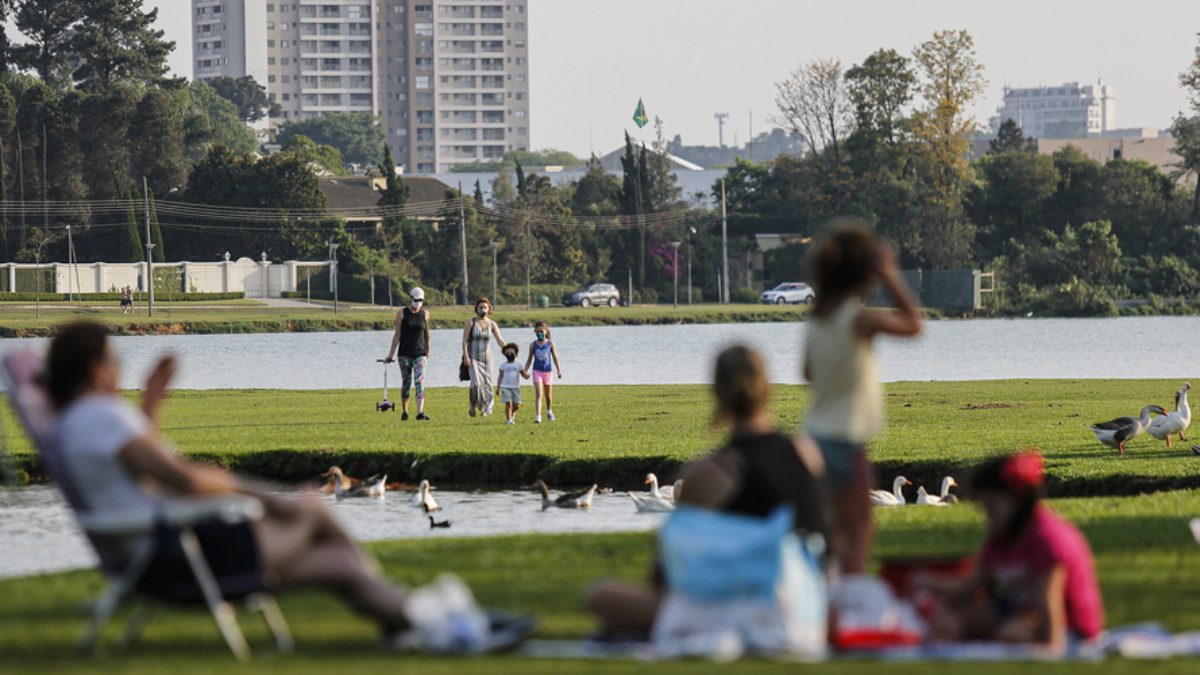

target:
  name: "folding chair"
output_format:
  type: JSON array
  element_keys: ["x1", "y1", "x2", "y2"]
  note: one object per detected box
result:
[{"x1": 1, "y1": 350, "x2": 293, "y2": 660}]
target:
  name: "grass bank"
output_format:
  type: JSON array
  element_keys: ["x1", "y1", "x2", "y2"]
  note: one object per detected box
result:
[
  {"x1": 1, "y1": 492, "x2": 1197, "y2": 673},
  {"x1": 5, "y1": 380, "x2": 1200, "y2": 496},
  {"x1": 0, "y1": 302, "x2": 807, "y2": 337}
]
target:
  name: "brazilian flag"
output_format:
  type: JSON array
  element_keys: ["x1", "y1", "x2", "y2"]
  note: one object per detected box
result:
[{"x1": 632, "y1": 98, "x2": 648, "y2": 128}]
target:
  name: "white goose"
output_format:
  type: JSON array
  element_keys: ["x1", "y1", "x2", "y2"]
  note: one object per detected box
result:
[
  {"x1": 1090, "y1": 405, "x2": 1168, "y2": 454},
  {"x1": 1147, "y1": 383, "x2": 1192, "y2": 448},
  {"x1": 644, "y1": 473, "x2": 675, "y2": 500},
  {"x1": 629, "y1": 480, "x2": 681, "y2": 513},
  {"x1": 916, "y1": 476, "x2": 959, "y2": 506},
  {"x1": 411, "y1": 479, "x2": 441, "y2": 512},
  {"x1": 870, "y1": 476, "x2": 910, "y2": 507}
]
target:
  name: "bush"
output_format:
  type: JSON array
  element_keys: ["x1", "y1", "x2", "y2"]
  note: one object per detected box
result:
[
  {"x1": 0, "y1": 292, "x2": 245, "y2": 302},
  {"x1": 1020, "y1": 278, "x2": 1117, "y2": 317},
  {"x1": 731, "y1": 287, "x2": 760, "y2": 304},
  {"x1": 633, "y1": 288, "x2": 658, "y2": 304}
]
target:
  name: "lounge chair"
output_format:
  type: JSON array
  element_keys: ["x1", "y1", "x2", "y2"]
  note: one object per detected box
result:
[{"x1": 1, "y1": 349, "x2": 292, "y2": 660}]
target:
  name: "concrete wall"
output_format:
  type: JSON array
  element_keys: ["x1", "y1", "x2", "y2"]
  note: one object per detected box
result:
[
  {"x1": 2, "y1": 259, "x2": 329, "y2": 298},
  {"x1": 869, "y1": 269, "x2": 985, "y2": 311}
]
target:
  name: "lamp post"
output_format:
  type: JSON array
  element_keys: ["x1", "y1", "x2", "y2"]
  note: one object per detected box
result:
[
  {"x1": 687, "y1": 226, "x2": 696, "y2": 305},
  {"x1": 143, "y1": 177, "x2": 155, "y2": 316},
  {"x1": 490, "y1": 240, "x2": 499, "y2": 303},
  {"x1": 670, "y1": 241, "x2": 681, "y2": 308},
  {"x1": 328, "y1": 240, "x2": 340, "y2": 314}
]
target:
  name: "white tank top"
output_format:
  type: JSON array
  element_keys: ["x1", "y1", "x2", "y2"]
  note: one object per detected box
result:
[{"x1": 803, "y1": 301, "x2": 883, "y2": 443}]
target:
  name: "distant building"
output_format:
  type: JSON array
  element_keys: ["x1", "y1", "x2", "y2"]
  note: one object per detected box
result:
[
  {"x1": 192, "y1": 0, "x2": 531, "y2": 175},
  {"x1": 992, "y1": 81, "x2": 1117, "y2": 138},
  {"x1": 594, "y1": 145, "x2": 704, "y2": 173},
  {"x1": 317, "y1": 174, "x2": 451, "y2": 226},
  {"x1": 969, "y1": 136, "x2": 1185, "y2": 181}
]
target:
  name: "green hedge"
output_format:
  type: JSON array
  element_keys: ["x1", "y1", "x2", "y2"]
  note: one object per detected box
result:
[{"x1": 0, "y1": 291, "x2": 245, "y2": 302}]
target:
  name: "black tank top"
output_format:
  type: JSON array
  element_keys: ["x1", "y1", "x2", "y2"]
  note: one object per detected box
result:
[
  {"x1": 397, "y1": 307, "x2": 428, "y2": 357},
  {"x1": 722, "y1": 431, "x2": 829, "y2": 540}
]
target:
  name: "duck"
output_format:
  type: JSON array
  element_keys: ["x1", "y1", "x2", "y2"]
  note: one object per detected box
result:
[
  {"x1": 644, "y1": 473, "x2": 675, "y2": 500},
  {"x1": 361, "y1": 474, "x2": 388, "y2": 499},
  {"x1": 333, "y1": 471, "x2": 387, "y2": 500},
  {"x1": 319, "y1": 466, "x2": 361, "y2": 495},
  {"x1": 1091, "y1": 405, "x2": 1169, "y2": 454},
  {"x1": 628, "y1": 481, "x2": 677, "y2": 513},
  {"x1": 531, "y1": 480, "x2": 597, "y2": 510},
  {"x1": 869, "y1": 476, "x2": 910, "y2": 507},
  {"x1": 428, "y1": 516, "x2": 452, "y2": 529},
  {"x1": 411, "y1": 479, "x2": 441, "y2": 512},
  {"x1": 916, "y1": 476, "x2": 958, "y2": 506},
  {"x1": 1147, "y1": 383, "x2": 1192, "y2": 448}
]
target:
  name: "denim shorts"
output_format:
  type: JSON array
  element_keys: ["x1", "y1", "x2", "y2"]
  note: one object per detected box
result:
[{"x1": 810, "y1": 435, "x2": 867, "y2": 489}]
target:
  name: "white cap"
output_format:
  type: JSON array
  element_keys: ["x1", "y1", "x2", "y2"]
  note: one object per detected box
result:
[{"x1": 410, "y1": 287, "x2": 425, "y2": 301}]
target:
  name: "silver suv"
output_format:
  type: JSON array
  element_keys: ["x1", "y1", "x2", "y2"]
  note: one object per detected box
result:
[
  {"x1": 563, "y1": 283, "x2": 621, "y2": 308},
  {"x1": 761, "y1": 282, "x2": 815, "y2": 305}
]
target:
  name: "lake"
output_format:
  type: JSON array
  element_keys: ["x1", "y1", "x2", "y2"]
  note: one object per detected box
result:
[{"x1": 2, "y1": 316, "x2": 1198, "y2": 390}]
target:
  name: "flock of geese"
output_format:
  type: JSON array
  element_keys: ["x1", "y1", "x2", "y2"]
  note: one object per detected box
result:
[
  {"x1": 1090, "y1": 382, "x2": 1193, "y2": 454},
  {"x1": 870, "y1": 475, "x2": 958, "y2": 507},
  {"x1": 318, "y1": 468, "x2": 685, "y2": 522}
]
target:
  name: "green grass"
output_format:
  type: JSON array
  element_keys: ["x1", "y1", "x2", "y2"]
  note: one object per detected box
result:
[
  {"x1": 0, "y1": 302, "x2": 808, "y2": 336},
  {"x1": 1, "y1": 492, "x2": 1197, "y2": 673},
  {"x1": 4, "y1": 380, "x2": 1200, "y2": 494}
]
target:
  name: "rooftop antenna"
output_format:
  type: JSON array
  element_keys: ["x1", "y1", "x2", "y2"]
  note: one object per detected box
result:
[{"x1": 714, "y1": 112, "x2": 729, "y2": 148}]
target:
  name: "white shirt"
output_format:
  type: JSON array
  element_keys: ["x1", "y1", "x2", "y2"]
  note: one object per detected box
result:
[
  {"x1": 55, "y1": 394, "x2": 155, "y2": 512},
  {"x1": 803, "y1": 301, "x2": 884, "y2": 443},
  {"x1": 498, "y1": 362, "x2": 524, "y2": 388}
]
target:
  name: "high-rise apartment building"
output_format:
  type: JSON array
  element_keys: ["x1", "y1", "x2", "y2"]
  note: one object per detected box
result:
[
  {"x1": 192, "y1": 0, "x2": 531, "y2": 174},
  {"x1": 992, "y1": 81, "x2": 1116, "y2": 139}
]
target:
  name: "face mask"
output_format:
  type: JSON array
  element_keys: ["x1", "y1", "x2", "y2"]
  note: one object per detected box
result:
[
  {"x1": 411, "y1": 300, "x2": 423, "y2": 309},
  {"x1": 535, "y1": 332, "x2": 546, "y2": 340}
]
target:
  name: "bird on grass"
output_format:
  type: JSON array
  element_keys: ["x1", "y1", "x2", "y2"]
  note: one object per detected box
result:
[
  {"x1": 1147, "y1": 383, "x2": 1192, "y2": 448},
  {"x1": 916, "y1": 476, "x2": 958, "y2": 506},
  {"x1": 428, "y1": 516, "x2": 452, "y2": 529},
  {"x1": 1091, "y1": 405, "x2": 1168, "y2": 454},
  {"x1": 531, "y1": 480, "x2": 597, "y2": 510}
]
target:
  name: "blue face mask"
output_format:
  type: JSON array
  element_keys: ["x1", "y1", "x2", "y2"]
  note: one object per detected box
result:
[{"x1": 535, "y1": 332, "x2": 546, "y2": 340}]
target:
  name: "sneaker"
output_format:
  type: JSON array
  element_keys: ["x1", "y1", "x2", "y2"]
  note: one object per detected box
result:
[
  {"x1": 401, "y1": 411, "x2": 409, "y2": 421},
  {"x1": 387, "y1": 574, "x2": 537, "y2": 654},
  {"x1": 416, "y1": 413, "x2": 429, "y2": 421},
  {"x1": 534, "y1": 415, "x2": 541, "y2": 424},
  {"x1": 506, "y1": 418, "x2": 514, "y2": 425},
  {"x1": 546, "y1": 410, "x2": 556, "y2": 422}
]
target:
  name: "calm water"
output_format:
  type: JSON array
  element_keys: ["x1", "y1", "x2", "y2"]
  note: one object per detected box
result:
[
  {"x1": 2, "y1": 317, "x2": 1198, "y2": 390},
  {"x1": 0, "y1": 485, "x2": 663, "y2": 578}
]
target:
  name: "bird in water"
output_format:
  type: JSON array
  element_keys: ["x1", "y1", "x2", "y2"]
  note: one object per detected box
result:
[
  {"x1": 428, "y1": 516, "x2": 452, "y2": 529},
  {"x1": 531, "y1": 480, "x2": 597, "y2": 510}
]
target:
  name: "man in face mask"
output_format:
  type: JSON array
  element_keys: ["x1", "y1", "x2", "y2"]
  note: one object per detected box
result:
[{"x1": 383, "y1": 287, "x2": 432, "y2": 420}]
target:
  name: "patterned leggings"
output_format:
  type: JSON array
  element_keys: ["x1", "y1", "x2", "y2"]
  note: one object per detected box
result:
[{"x1": 399, "y1": 356, "x2": 427, "y2": 401}]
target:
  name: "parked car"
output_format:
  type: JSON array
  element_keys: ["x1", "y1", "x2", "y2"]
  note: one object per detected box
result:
[
  {"x1": 563, "y1": 283, "x2": 621, "y2": 308},
  {"x1": 760, "y1": 282, "x2": 815, "y2": 305}
]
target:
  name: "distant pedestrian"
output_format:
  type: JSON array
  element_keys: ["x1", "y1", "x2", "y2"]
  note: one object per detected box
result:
[
  {"x1": 383, "y1": 287, "x2": 431, "y2": 420},
  {"x1": 120, "y1": 286, "x2": 133, "y2": 314},
  {"x1": 496, "y1": 342, "x2": 528, "y2": 425},
  {"x1": 461, "y1": 297, "x2": 505, "y2": 417},
  {"x1": 521, "y1": 320, "x2": 562, "y2": 423},
  {"x1": 802, "y1": 218, "x2": 922, "y2": 580}
]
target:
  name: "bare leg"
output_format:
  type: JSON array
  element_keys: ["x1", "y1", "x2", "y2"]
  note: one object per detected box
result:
[
  {"x1": 834, "y1": 452, "x2": 874, "y2": 575},
  {"x1": 586, "y1": 581, "x2": 661, "y2": 639},
  {"x1": 534, "y1": 381, "x2": 544, "y2": 418},
  {"x1": 544, "y1": 383, "x2": 553, "y2": 414}
]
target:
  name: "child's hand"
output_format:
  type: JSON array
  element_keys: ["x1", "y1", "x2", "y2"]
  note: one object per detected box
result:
[
  {"x1": 557, "y1": 370, "x2": 563, "y2": 379},
  {"x1": 520, "y1": 370, "x2": 529, "y2": 379}
]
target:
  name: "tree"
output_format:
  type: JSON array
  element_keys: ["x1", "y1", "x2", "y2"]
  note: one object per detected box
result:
[
  {"x1": 12, "y1": 0, "x2": 84, "y2": 84},
  {"x1": 181, "y1": 81, "x2": 259, "y2": 159},
  {"x1": 206, "y1": 75, "x2": 279, "y2": 122},
  {"x1": 72, "y1": 0, "x2": 175, "y2": 91},
  {"x1": 1169, "y1": 115, "x2": 1200, "y2": 225},
  {"x1": 1097, "y1": 158, "x2": 1174, "y2": 256},
  {"x1": 132, "y1": 88, "x2": 186, "y2": 196},
  {"x1": 0, "y1": 0, "x2": 19, "y2": 73},
  {"x1": 971, "y1": 150, "x2": 1058, "y2": 256},
  {"x1": 989, "y1": 118, "x2": 1036, "y2": 154},
  {"x1": 571, "y1": 156, "x2": 621, "y2": 216},
  {"x1": 78, "y1": 87, "x2": 139, "y2": 200},
  {"x1": 275, "y1": 112, "x2": 385, "y2": 165},
  {"x1": 118, "y1": 190, "x2": 144, "y2": 263},
  {"x1": 0, "y1": 84, "x2": 14, "y2": 260},
  {"x1": 1182, "y1": 32, "x2": 1200, "y2": 114},
  {"x1": 376, "y1": 142, "x2": 410, "y2": 260},
  {"x1": 473, "y1": 179, "x2": 485, "y2": 205},
  {"x1": 514, "y1": 158, "x2": 527, "y2": 197},
  {"x1": 1046, "y1": 144, "x2": 1103, "y2": 229},
  {"x1": 146, "y1": 186, "x2": 164, "y2": 261},
  {"x1": 281, "y1": 134, "x2": 347, "y2": 175},
  {"x1": 845, "y1": 48, "x2": 916, "y2": 148},
  {"x1": 772, "y1": 58, "x2": 854, "y2": 158}
]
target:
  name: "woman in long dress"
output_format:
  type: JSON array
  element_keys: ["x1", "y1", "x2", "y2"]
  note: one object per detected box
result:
[{"x1": 461, "y1": 297, "x2": 506, "y2": 416}]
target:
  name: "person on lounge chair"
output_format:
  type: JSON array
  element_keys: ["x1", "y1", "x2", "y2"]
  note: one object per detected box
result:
[{"x1": 42, "y1": 321, "x2": 525, "y2": 653}]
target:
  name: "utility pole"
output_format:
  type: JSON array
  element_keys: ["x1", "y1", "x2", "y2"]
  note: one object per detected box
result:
[
  {"x1": 670, "y1": 241, "x2": 681, "y2": 308},
  {"x1": 720, "y1": 179, "x2": 729, "y2": 304},
  {"x1": 524, "y1": 214, "x2": 532, "y2": 308},
  {"x1": 687, "y1": 226, "x2": 695, "y2": 305},
  {"x1": 143, "y1": 176, "x2": 155, "y2": 316},
  {"x1": 714, "y1": 112, "x2": 729, "y2": 148},
  {"x1": 65, "y1": 225, "x2": 74, "y2": 303},
  {"x1": 748, "y1": 110, "x2": 754, "y2": 161},
  {"x1": 490, "y1": 240, "x2": 499, "y2": 302},
  {"x1": 458, "y1": 182, "x2": 469, "y2": 305},
  {"x1": 328, "y1": 240, "x2": 340, "y2": 314}
]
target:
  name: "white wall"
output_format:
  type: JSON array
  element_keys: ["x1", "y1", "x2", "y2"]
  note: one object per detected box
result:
[{"x1": 5, "y1": 260, "x2": 330, "y2": 297}]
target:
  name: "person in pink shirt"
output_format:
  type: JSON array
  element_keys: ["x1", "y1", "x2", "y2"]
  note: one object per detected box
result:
[{"x1": 920, "y1": 451, "x2": 1104, "y2": 650}]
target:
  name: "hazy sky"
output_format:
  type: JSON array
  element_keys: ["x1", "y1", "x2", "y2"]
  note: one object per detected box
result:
[{"x1": 151, "y1": 0, "x2": 1200, "y2": 155}]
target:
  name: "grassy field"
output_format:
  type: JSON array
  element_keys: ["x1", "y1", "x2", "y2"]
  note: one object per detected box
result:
[
  {"x1": 4, "y1": 380, "x2": 1200, "y2": 494},
  {"x1": 0, "y1": 302, "x2": 808, "y2": 336},
  {"x1": 1, "y1": 491, "x2": 1197, "y2": 673}
]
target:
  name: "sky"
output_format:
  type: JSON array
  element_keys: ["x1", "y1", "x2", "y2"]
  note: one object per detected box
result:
[{"x1": 151, "y1": 0, "x2": 1200, "y2": 156}]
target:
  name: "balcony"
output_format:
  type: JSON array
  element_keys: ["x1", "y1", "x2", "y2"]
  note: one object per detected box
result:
[
  {"x1": 480, "y1": 24, "x2": 503, "y2": 36},
  {"x1": 449, "y1": 7, "x2": 475, "y2": 18},
  {"x1": 480, "y1": 7, "x2": 503, "y2": 19}
]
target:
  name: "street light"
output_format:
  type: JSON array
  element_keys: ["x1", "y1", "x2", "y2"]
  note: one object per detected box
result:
[
  {"x1": 490, "y1": 240, "x2": 500, "y2": 303},
  {"x1": 687, "y1": 226, "x2": 696, "y2": 305},
  {"x1": 670, "y1": 241, "x2": 682, "y2": 309},
  {"x1": 328, "y1": 241, "x2": 340, "y2": 314}
]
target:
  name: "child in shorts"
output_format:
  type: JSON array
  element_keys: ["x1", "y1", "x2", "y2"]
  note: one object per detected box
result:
[
  {"x1": 497, "y1": 343, "x2": 528, "y2": 425},
  {"x1": 522, "y1": 321, "x2": 562, "y2": 423}
]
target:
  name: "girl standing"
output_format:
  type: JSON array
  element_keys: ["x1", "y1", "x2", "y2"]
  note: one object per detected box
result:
[
  {"x1": 802, "y1": 219, "x2": 921, "y2": 577},
  {"x1": 383, "y1": 287, "x2": 431, "y2": 421},
  {"x1": 461, "y1": 297, "x2": 505, "y2": 417},
  {"x1": 522, "y1": 320, "x2": 562, "y2": 423}
]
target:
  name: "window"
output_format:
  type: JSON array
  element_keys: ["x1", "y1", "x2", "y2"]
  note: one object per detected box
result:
[
  {"x1": 267, "y1": 21, "x2": 275, "y2": 30},
  {"x1": 268, "y1": 39, "x2": 276, "y2": 47},
  {"x1": 415, "y1": 76, "x2": 430, "y2": 89},
  {"x1": 268, "y1": 75, "x2": 277, "y2": 82},
  {"x1": 268, "y1": 57, "x2": 277, "y2": 65},
  {"x1": 282, "y1": 93, "x2": 290, "y2": 101},
  {"x1": 282, "y1": 75, "x2": 291, "y2": 83},
  {"x1": 281, "y1": 40, "x2": 289, "y2": 49},
  {"x1": 516, "y1": 57, "x2": 524, "y2": 65},
  {"x1": 267, "y1": 3, "x2": 275, "y2": 11},
  {"x1": 281, "y1": 22, "x2": 289, "y2": 31},
  {"x1": 513, "y1": 109, "x2": 525, "y2": 118},
  {"x1": 414, "y1": 23, "x2": 433, "y2": 36},
  {"x1": 282, "y1": 57, "x2": 290, "y2": 65}
]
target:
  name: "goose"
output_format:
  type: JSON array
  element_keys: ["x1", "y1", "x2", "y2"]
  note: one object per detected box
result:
[
  {"x1": 333, "y1": 472, "x2": 386, "y2": 500},
  {"x1": 917, "y1": 476, "x2": 959, "y2": 505},
  {"x1": 531, "y1": 480, "x2": 597, "y2": 510},
  {"x1": 428, "y1": 516, "x2": 452, "y2": 529},
  {"x1": 1091, "y1": 405, "x2": 1168, "y2": 454},
  {"x1": 1147, "y1": 383, "x2": 1192, "y2": 448},
  {"x1": 319, "y1": 466, "x2": 360, "y2": 495},
  {"x1": 628, "y1": 481, "x2": 677, "y2": 513},
  {"x1": 362, "y1": 474, "x2": 388, "y2": 499},
  {"x1": 644, "y1": 473, "x2": 675, "y2": 500},
  {"x1": 870, "y1": 476, "x2": 910, "y2": 507},
  {"x1": 411, "y1": 479, "x2": 441, "y2": 512}
]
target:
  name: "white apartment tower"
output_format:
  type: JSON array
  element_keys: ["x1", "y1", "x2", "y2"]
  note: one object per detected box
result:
[
  {"x1": 192, "y1": 0, "x2": 531, "y2": 174},
  {"x1": 993, "y1": 81, "x2": 1116, "y2": 139}
]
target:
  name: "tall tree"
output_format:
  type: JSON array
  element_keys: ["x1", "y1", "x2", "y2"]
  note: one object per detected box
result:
[
  {"x1": 376, "y1": 142, "x2": 410, "y2": 261},
  {"x1": 0, "y1": 85, "x2": 13, "y2": 260},
  {"x1": 145, "y1": 186, "x2": 164, "y2": 261},
  {"x1": 772, "y1": 58, "x2": 854, "y2": 158},
  {"x1": 845, "y1": 48, "x2": 916, "y2": 148},
  {"x1": 12, "y1": 0, "x2": 83, "y2": 84},
  {"x1": 0, "y1": 0, "x2": 18, "y2": 74},
  {"x1": 281, "y1": 134, "x2": 347, "y2": 175},
  {"x1": 72, "y1": 0, "x2": 175, "y2": 92},
  {"x1": 473, "y1": 179, "x2": 485, "y2": 205},
  {"x1": 181, "y1": 81, "x2": 259, "y2": 159},
  {"x1": 132, "y1": 88, "x2": 186, "y2": 195},
  {"x1": 989, "y1": 118, "x2": 1036, "y2": 154},
  {"x1": 119, "y1": 190, "x2": 143, "y2": 263},
  {"x1": 1169, "y1": 115, "x2": 1200, "y2": 226},
  {"x1": 276, "y1": 112, "x2": 385, "y2": 165},
  {"x1": 1182, "y1": 32, "x2": 1200, "y2": 114},
  {"x1": 206, "y1": 75, "x2": 279, "y2": 122}
]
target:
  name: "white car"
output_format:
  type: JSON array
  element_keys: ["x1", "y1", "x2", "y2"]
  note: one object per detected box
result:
[{"x1": 761, "y1": 282, "x2": 815, "y2": 305}]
